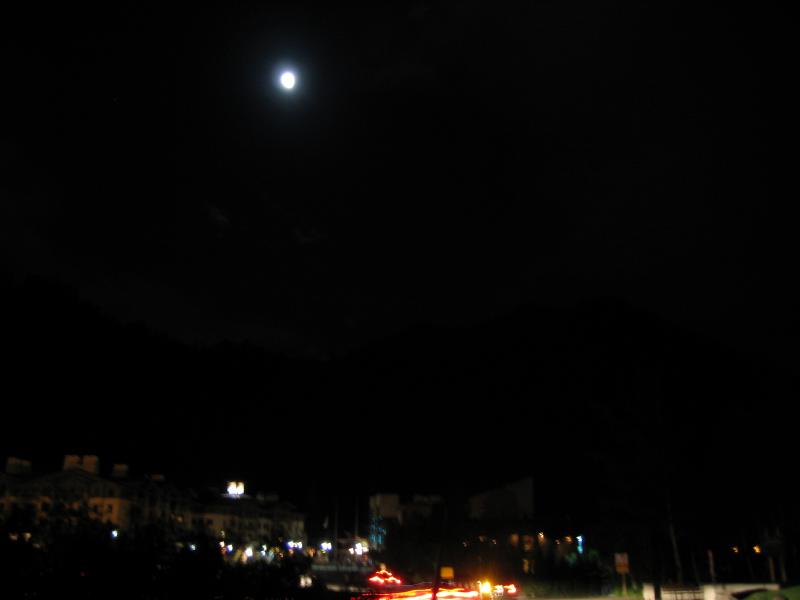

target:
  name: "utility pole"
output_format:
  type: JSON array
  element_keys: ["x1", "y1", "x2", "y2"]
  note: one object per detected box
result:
[
  {"x1": 742, "y1": 533, "x2": 755, "y2": 581},
  {"x1": 431, "y1": 502, "x2": 449, "y2": 600},
  {"x1": 776, "y1": 527, "x2": 788, "y2": 583},
  {"x1": 707, "y1": 550, "x2": 716, "y2": 583},
  {"x1": 779, "y1": 553, "x2": 788, "y2": 583},
  {"x1": 333, "y1": 497, "x2": 339, "y2": 561},
  {"x1": 653, "y1": 367, "x2": 683, "y2": 584},
  {"x1": 691, "y1": 552, "x2": 701, "y2": 585},
  {"x1": 667, "y1": 496, "x2": 684, "y2": 583}
]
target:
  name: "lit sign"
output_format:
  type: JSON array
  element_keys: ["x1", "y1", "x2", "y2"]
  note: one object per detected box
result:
[
  {"x1": 475, "y1": 582, "x2": 516, "y2": 597},
  {"x1": 369, "y1": 570, "x2": 403, "y2": 585},
  {"x1": 227, "y1": 481, "x2": 245, "y2": 496}
]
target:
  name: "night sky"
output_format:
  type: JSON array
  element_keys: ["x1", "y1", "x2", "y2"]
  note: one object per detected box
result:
[{"x1": 1, "y1": 2, "x2": 795, "y2": 533}]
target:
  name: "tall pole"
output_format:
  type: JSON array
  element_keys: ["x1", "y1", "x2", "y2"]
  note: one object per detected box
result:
[
  {"x1": 431, "y1": 503, "x2": 448, "y2": 600},
  {"x1": 667, "y1": 496, "x2": 684, "y2": 583},
  {"x1": 708, "y1": 550, "x2": 716, "y2": 583},
  {"x1": 333, "y1": 497, "x2": 339, "y2": 561},
  {"x1": 742, "y1": 533, "x2": 755, "y2": 581}
]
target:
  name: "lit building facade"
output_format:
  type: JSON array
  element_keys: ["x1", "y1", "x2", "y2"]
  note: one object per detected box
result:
[{"x1": 1, "y1": 455, "x2": 305, "y2": 547}]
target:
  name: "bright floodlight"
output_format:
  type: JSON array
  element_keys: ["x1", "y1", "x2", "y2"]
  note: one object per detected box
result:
[{"x1": 280, "y1": 71, "x2": 296, "y2": 90}]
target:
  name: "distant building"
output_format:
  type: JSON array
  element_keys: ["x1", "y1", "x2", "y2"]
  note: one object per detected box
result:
[
  {"x1": 0, "y1": 455, "x2": 305, "y2": 547},
  {"x1": 0, "y1": 470, "x2": 16, "y2": 516},
  {"x1": 463, "y1": 478, "x2": 538, "y2": 577},
  {"x1": 468, "y1": 477, "x2": 533, "y2": 521},
  {"x1": 191, "y1": 493, "x2": 305, "y2": 546},
  {"x1": 368, "y1": 494, "x2": 400, "y2": 552},
  {"x1": 1, "y1": 456, "x2": 138, "y2": 529},
  {"x1": 369, "y1": 494, "x2": 401, "y2": 520},
  {"x1": 401, "y1": 494, "x2": 443, "y2": 523},
  {"x1": 367, "y1": 493, "x2": 444, "y2": 551},
  {"x1": 193, "y1": 499, "x2": 272, "y2": 544},
  {"x1": 368, "y1": 493, "x2": 443, "y2": 525},
  {"x1": 5, "y1": 457, "x2": 32, "y2": 476}
]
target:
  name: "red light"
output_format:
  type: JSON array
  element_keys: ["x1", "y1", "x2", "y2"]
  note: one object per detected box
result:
[
  {"x1": 369, "y1": 570, "x2": 403, "y2": 586},
  {"x1": 373, "y1": 587, "x2": 479, "y2": 600},
  {"x1": 504, "y1": 585, "x2": 518, "y2": 595}
]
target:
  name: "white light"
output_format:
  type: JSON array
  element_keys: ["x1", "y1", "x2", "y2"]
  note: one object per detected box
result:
[
  {"x1": 189, "y1": 544, "x2": 197, "y2": 551},
  {"x1": 227, "y1": 544, "x2": 233, "y2": 553},
  {"x1": 280, "y1": 71, "x2": 296, "y2": 90},
  {"x1": 111, "y1": 530, "x2": 119, "y2": 539},
  {"x1": 227, "y1": 481, "x2": 244, "y2": 496},
  {"x1": 245, "y1": 547, "x2": 254, "y2": 558}
]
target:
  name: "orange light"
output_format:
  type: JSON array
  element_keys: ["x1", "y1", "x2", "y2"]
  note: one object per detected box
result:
[
  {"x1": 504, "y1": 585, "x2": 518, "y2": 595},
  {"x1": 375, "y1": 588, "x2": 479, "y2": 600},
  {"x1": 753, "y1": 545, "x2": 762, "y2": 554},
  {"x1": 370, "y1": 570, "x2": 403, "y2": 585},
  {"x1": 438, "y1": 591, "x2": 479, "y2": 599}
]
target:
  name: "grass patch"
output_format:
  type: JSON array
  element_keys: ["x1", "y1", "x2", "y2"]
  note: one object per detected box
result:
[{"x1": 745, "y1": 587, "x2": 800, "y2": 600}]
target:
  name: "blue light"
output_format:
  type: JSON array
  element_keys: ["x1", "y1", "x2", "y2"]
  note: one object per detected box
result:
[{"x1": 576, "y1": 535, "x2": 584, "y2": 554}]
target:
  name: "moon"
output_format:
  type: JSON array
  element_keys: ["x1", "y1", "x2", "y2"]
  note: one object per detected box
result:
[{"x1": 280, "y1": 71, "x2": 296, "y2": 90}]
